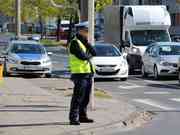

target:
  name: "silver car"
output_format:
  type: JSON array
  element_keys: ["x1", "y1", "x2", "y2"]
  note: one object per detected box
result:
[
  {"x1": 142, "y1": 42, "x2": 180, "y2": 79},
  {"x1": 3, "y1": 40, "x2": 52, "y2": 77}
]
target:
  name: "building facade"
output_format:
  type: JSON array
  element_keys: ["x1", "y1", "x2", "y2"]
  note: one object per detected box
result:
[{"x1": 113, "y1": 0, "x2": 180, "y2": 36}]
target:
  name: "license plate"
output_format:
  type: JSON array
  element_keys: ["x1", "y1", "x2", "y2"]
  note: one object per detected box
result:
[
  {"x1": 100, "y1": 67, "x2": 114, "y2": 72},
  {"x1": 24, "y1": 66, "x2": 38, "y2": 70}
]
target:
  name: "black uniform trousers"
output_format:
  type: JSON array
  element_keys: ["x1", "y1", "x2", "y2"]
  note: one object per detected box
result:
[{"x1": 69, "y1": 77, "x2": 92, "y2": 122}]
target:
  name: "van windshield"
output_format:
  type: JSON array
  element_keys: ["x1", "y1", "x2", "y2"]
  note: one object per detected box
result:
[{"x1": 131, "y1": 30, "x2": 170, "y2": 46}]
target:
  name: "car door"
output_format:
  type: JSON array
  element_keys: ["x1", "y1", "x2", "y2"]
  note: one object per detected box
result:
[
  {"x1": 149, "y1": 46, "x2": 158, "y2": 73},
  {"x1": 143, "y1": 45, "x2": 153, "y2": 73}
]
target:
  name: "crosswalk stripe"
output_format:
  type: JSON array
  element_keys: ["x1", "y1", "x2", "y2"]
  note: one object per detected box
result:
[
  {"x1": 133, "y1": 99, "x2": 175, "y2": 110},
  {"x1": 119, "y1": 82, "x2": 143, "y2": 89},
  {"x1": 144, "y1": 92, "x2": 170, "y2": 95},
  {"x1": 170, "y1": 98, "x2": 180, "y2": 102}
]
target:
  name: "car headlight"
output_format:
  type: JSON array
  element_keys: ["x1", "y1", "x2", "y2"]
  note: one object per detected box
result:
[
  {"x1": 43, "y1": 59, "x2": 51, "y2": 64},
  {"x1": 130, "y1": 47, "x2": 140, "y2": 55},
  {"x1": 120, "y1": 60, "x2": 127, "y2": 67},
  {"x1": 8, "y1": 58, "x2": 19, "y2": 64},
  {"x1": 159, "y1": 61, "x2": 172, "y2": 66}
]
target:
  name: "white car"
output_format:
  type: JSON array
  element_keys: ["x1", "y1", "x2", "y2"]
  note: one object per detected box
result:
[
  {"x1": 92, "y1": 43, "x2": 129, "y2": 81},
  {"x1": 3, "y1": 40, "x2": 52, "y2": 77},
  {"x1": 142, "y1": 42, "x2": 180, "y2": 79}
]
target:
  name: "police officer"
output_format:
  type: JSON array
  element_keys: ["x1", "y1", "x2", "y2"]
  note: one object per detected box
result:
[{"x1": 68, "y1": 24, "x2": 96, "y2": 125}]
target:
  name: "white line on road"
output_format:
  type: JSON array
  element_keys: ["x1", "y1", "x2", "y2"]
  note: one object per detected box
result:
[
  {"x1": 133, "y1": 99, "x2": 175, "y2": 110},
  {"x1": 119, "y1": 82, "x2": 143, "y2": 89},
  {"x1": 143, "y1": 80, "x2": 163, "y2": 84},
  {"x1": 116, "y1": 92, "x2": 130, "y2": 95},
  {"x1": 170, "y1": 98, "x2": 180, "y2": 102},
  {"x1": 144, "y1": 92, "x2": 170, "y2": 95}
]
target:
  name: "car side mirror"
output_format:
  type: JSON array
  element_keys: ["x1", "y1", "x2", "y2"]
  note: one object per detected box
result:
[
  {"x1": 123, "y1": 41, "x2": 130, "y2": 47},
  {"x1": 1, "y1": 51, "x2": 8, "y2": 56},
  {"x1": 48, "y1": 52, "x2": 53, "y2": 56},
  {"x1": 122, "y1": 53, "x2": 128, "y2": 59},
  {"x1": 151, "y1": 54, "x2": 157, "y2": 58}
]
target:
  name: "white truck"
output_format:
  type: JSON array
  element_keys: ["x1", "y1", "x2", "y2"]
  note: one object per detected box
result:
[{"x1": 104, "y1": 5, "x2": 171, "y2": 73}]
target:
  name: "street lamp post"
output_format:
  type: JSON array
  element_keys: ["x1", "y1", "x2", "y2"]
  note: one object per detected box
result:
[
  {"x1": 15, "y1": 0, "x2": 21, "y2": 39},
  {"x1": 88, "y1": 0, "x2": 95, "y2": 110}
]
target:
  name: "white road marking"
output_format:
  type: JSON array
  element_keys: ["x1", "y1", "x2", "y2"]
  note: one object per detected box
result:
[
  {"x1": 143, "y1": 80, "x2": 162, "y2": 84},
  {"x1": 117, "y1": 92, "x2": 130, "y2": 95},
  {"x1": 170, "y1": 98, "x2": 180, "y2": 102},
  {"x1": 133, "y1": 99, "x2": 175, "y2": 110},
  {"x1": 144, "y1": 92, "x2": 170, "y2": 95},
  {"x1": 119, "y1": 82, "x2": 143, "y2": 89}
]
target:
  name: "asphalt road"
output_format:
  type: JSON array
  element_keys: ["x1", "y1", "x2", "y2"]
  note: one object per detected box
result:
[
  {"x1": 96, "y1": 76, "x2": 180, "y2": 135},
  {"x1": 1, "y1": 43, "x2": 179, "y2": 134},
  {"x1": 47, "y1": 46, "x2": 180, "y2": 135}
]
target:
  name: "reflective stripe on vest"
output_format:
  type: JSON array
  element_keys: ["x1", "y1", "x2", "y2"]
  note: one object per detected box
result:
[{"x1": 69, "y1": 38, "x2": 92, "y2": 74}]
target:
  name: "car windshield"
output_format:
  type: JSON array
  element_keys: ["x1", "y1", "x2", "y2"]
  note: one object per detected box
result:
[
  {"x1": 94, "y1": 45, "x2": 121, "y2": 57},
  {"x1": 11, "y1": 44, "x2": 45, "y2": 54},
  {"x1": 159, "y1": 45, "x2": 180, "y2": 55},
  {"x1": 131, "y1": 30, "x2": 170, "y2": 46}
]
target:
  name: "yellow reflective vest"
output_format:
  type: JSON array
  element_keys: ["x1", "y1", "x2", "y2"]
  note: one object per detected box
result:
[{"x1": 69, "y1": 38, "x2": 95, "y2": 74}]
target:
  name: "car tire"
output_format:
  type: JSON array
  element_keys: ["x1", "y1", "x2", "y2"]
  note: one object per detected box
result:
[
  {"x1": 129, "y1": 68, "x2": 134, "y2": 75},
  {"x1": 178, "y1": 70, "x2": 180, "y2": 84},
  {"x1": 45, "y1": 73, "x2": 52, "y2": 78},
  {"x1": 3, "y1": 63, "x2": 10, "y2": 77},
  {"x1": 153, "y1": 65, "x2": 160, "y2": 80},
  {"x1": 141, "y1": 64, "x2": 148, "y2": 78},
  {"x1": 120, "y1": 78, "x2": 127, "y2": 81}
]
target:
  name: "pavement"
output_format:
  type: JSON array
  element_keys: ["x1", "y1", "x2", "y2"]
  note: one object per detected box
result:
[{"x1": 0, "y1": 77, "x2": 142, "y2": 135}]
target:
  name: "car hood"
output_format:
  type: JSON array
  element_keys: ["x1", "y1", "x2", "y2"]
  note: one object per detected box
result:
[
  {"x1": 14, "y1": 53, "x2": 44, "y2": 61},
  {"x1": 91, "y1": 56, "x2": 124, "y2": 65},
  {"x1": 160, "y1": 55, "x2": 180, "y2": 63}
]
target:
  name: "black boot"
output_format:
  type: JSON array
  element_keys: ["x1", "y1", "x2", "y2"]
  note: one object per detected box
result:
[{"x1": 79, "y1": 117, "x2": 94, "y2": 123}]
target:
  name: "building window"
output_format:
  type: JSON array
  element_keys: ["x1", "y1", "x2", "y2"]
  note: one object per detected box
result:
[
  {"x1": 149, "y1": 0, "x2": 162, "y2": 5},
  {"x1": 175, "y1": 13, "x2": 180, "y2": 26}
]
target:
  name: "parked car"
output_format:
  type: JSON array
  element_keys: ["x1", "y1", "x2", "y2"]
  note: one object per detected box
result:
[
  {"x1": 92, "y1": 43, "x2": 129, "y2": 81},
  {"x1": 142, "y1": 42, "x2": 180, "y2": 79},
  {"x1": 171, "y1": 35, "x2": 180, "y2": 42},
  {"x1": 3, "y1": 40, "x2": 52, "y2": 77}
]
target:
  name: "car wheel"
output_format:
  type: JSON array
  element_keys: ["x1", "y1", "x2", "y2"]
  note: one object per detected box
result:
[
  {"x1": 129, "y1": 68, "x2": 134, "y2": 75},
  {"x1": 45, "y1": 73, "x2": 52, "y2": 78},
  {"x1": 153, "y1": 65, "x2": 159, "y2": 80},
  {"x1": 178, "y1": 70, "x2": 180, "y2": 84},
  {"x1": 120, "y1": 78, "x2": 127, "y2": 81},
  {"x1": 141, "y1": 64, "x2": 148, "y2": 78},
  {"x1": 3, "y1": 63, "x2": 10, "y2": 77}
]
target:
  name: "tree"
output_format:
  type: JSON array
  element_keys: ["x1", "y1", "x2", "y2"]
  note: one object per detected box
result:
[
  {"x1": 0, "y1": 0, "x2": 15, "y2": 17},
  {"x1": 0, "y1": 0, "x2": 79, "y2": 39},
  {"x1": 95, "y1": 0, "x2": 112, "y2": 12},
  {"x1": 51, "y1": 0, "x2": 80, "y2": 41}
]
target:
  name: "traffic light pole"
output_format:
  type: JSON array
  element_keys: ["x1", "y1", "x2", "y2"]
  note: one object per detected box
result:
[
  {"x1": 15, "y1": 0, "x2": 21, "y2": 39},
  {"x1": 88, "y1": 0, "x2": 95, "y2": 110}
]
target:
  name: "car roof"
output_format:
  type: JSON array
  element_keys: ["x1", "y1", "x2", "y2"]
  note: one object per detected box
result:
[
  {"x1": 11, "y1": 40, "x2": 40, "y2": 45},
  {"x1": 152, "y1": 42, "x2": 180, "y2": 46}
]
